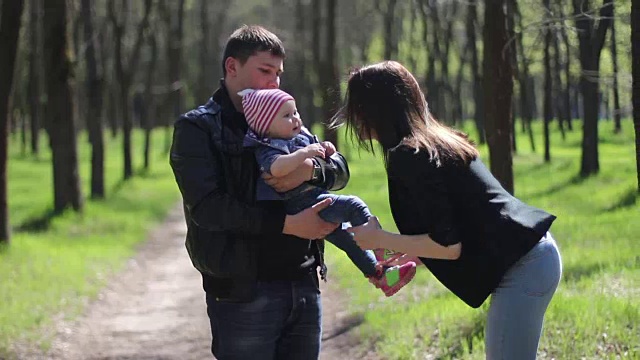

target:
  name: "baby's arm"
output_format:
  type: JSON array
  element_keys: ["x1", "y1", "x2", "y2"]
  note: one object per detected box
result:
[{"x1": 270, "y1": 143, "x2": 325, "y2": 177}]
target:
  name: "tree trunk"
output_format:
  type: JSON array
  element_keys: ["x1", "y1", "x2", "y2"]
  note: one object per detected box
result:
[
  {"x1": 483, "y1": 0, "x2": 514, "y2": 194},
  {"x1": 109, "y1": 0, "x2": 152, "y2": 180},
  {"x1": 28, "y1": 0, "x2": 42, "y2": 157},
  {"x1": 82, "y1": 0, "x2": 105, "y2": 199},
  {"x1": 43, "y1": 0, "x2": 83, "y2": 213},
  {"x1": 198, "y1": 0, "x2": 211, "y2": 103},
  {"x1": 552, "y1": 22, "x2": 567, "y2": 140},
  {"x1": 610, "y1": 3, "x2": 622, "y2": 133},
  {"x1": 558, "y1": 3, "x2": 574, "y2": 131},
  {"x1": 381, "y1": 0, "x2": 399, "y2": 60},
  {"x1": 573, "y1": 0, "x2": 613, "y2": 177},
  {"x1": 512, "y1": 0, "x2": 536, "y2": 151},
  {"x1": 466, "y1": 1, "x2": 485, "y2": 144},
  {"x1": 0, "y1": 0, "x2": 25, "y2": 243},
  {"x1": 543, "y1": 0, "x2": 553, "y2": 163},
  {"x1": 322, "y1": 0, "x2": 339, "y2": 148},
  {"x1": 632, "y1": 0, "x2": 640, "y2": 192},
  {"x1": 143, "y1": 33, "x2": 158, "y2": 170}
]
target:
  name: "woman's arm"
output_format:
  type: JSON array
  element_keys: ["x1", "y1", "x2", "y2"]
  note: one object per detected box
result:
[{"x1": 347, "y1": 217, "x2": 461, "y2": 260}]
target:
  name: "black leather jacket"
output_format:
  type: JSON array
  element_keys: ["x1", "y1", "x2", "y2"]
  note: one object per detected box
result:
[{"x1": 170, "y1": 89, "x2": 349, "y2": 301}]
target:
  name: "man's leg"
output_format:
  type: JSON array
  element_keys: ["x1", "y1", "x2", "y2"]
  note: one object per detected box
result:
[
  {"x1": 206, "y1": 281, "x2": 296, "y2": 360},
  {"x1": 275, "y1": 275, "x2": 322, "y2": 360}
]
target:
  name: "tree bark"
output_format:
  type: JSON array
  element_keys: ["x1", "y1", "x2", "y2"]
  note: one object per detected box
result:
[
  {"x1": 27, "y1": 0, "x2": 43, "y2": 156},
  {"x1": 543, "y1": 0, "x2": 553, "y2": 162},
  {"x1": 512, "y1": 0, "x2": 536, "y2": 152},
  {"x1": 483, "y1": 0, "x2": 514, "y2": 194},
  {"x1": 82, "y1": 0, "x2": 105, "y2": 199},
  {"x1": 573, "y1": 0, "x2": 613, "y2": 176},
  {"x1": 466, "y1": 1, "x2": 485, "y2": 144},
  {"x1": 0, "y1": 0, "x2": 25, "y2": 242},
  {"x1": 43, "y1": 0, "x2": 84, "y2": 213},
  {"x1": 322, "y1": 0, "x2": 339, "y2": 148},
  {"x1": 109, "y1": 0, "x2": 152, "y2": 180},
  {"x1": 610, "y1": 2, "x2": 622, "y2": 133},
  {"x1": 632, "y1": 0, "x2": 640, "y2": 192}
]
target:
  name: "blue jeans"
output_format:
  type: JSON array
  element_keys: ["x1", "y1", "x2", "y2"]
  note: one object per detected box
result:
[
  {"x1": 206, "y1": 275, "x2": 322, "y2": 360},
  {"x1": 286, "y1": 192, "x2": 378, "y2": 277},
  {"x1": 485, "y1": 232, "x2": 562, "y2": 359}
]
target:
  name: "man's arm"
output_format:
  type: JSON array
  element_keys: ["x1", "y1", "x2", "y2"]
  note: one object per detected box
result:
[{"x1": 170, "y1": 116, "x2": 285, "y2": 234}]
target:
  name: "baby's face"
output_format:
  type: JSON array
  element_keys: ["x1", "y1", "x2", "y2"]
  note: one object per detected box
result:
[{"x1": 267, "y1": 100, "x2": 303, "y2": 139}]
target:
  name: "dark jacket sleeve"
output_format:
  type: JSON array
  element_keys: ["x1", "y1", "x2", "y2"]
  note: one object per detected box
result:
[
  {"x1": 387, "y1": 146, "x2": 461, "y2": 246},
  {"x1": 169, "y1": 116, "x2": 285, "y2": 235},
  {"x1": 310, "y1": 152, "x2": 350, "y2": 191}
]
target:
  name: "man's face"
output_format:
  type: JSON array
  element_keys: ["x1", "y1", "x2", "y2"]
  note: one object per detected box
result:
[{"x1": 227, "y1": 51, "x2": 284, "y2": 91}]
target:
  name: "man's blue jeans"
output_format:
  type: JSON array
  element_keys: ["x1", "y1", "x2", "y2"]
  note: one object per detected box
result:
[{"x1": 206, "y1": 275, "x2": 322, "y2": 360}]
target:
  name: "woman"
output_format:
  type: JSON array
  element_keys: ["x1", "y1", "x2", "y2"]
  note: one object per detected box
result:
[{"x1": 339, "y1": 61, "x2": 562, "y2": 359}]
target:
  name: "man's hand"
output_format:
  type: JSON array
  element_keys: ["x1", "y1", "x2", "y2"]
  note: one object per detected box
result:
[
  {"x1": 321, "y1": 141, "x2": 336, "y2": 156},
  {"x1": 282, "y1": 198, "x2": 338, "y2": 239},
  {"x1": 263, "y1": 159, "x2": 314, "y2": 192}
]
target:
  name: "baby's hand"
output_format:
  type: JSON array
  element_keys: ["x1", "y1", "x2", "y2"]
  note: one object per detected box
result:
[
  {"x1": 321, "y1": 141, "x2": 336, "y2": 156},
  {"x1": 302, "y1": 143, "x2": 326, "y2": 158}
]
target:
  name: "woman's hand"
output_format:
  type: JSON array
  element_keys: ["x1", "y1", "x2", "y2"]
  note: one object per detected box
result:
[{"x1": 346, "y1": 216, "x2": 384, "y2": 250}]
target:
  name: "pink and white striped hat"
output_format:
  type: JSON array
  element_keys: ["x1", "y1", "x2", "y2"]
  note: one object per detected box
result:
[{"x1": 238, "y1": 88, "x2": 294, "y2": 137}]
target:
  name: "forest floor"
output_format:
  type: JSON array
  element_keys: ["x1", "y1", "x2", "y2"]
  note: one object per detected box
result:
[{"x1": 11, "y1": 204, "x2": 380, "y2": 360}]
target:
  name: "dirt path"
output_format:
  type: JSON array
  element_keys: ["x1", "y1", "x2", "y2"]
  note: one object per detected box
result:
[{"x1": 16, "y1": 204, "x2": 378, "y2": 360}]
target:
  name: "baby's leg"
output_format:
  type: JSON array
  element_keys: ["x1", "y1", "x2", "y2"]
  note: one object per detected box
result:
[{"x1": 325, "y1": 229, "x2": 378, "y2": 277}]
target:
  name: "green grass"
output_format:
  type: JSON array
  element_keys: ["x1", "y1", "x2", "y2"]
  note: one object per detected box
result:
[
  {"x1": 327, "y1": 118, "x2": 640, "y2": 359},
  {"x1": 0, "y1": 129, "x2": 180, "y2": 355}
]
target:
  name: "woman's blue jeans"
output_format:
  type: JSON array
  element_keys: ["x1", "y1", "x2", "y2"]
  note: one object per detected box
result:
[{"x1": 485, "y1": 232, "x2": 562, "y2": 359}]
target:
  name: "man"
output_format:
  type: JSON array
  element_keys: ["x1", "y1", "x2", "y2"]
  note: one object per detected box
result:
[{"x1": 169, "y1": 25, "x2": 349, "y2": 359}]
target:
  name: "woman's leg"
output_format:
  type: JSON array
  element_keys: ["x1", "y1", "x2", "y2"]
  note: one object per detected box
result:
[{"x1": 485, "y1": 233, "x2": 562, "y2": 360}]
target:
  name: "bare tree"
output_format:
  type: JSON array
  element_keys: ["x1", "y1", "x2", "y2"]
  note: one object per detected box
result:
[
  {"x1": 27, "y1": 0, "x2": 43, "y2": 156},
  {"x1": 0, "y1": 0, "x2": 25, "y2": 243},
  {"x1": 82, "y1": 0, "x2": 105, "y2": 199},
  {"x1": 573, "y1": 0, "x2": 613, "y2": 176},
  {"x1": 483, "y1": 0, "x2": 515, "y2": 194},
  {"x1": 543, "y1": 0, "x2": 553, "y2": 162},
  {"x1": 466, "y1": 1, "x2": 485, "y2": 144},
  {"x1": 610, "y1": 1, "x2": 622, "y2": 133},
  {"x1": 633, "y1": 0, "x2": 640, "y2": 192},
  {"x1": 43, "y1": 0, "x2": 83, "y2": 213},
  {"x1": 321, "y1": 0, "x2": 340, "y2": 148},
  {"x1": 108, "y1": 0, "x2": 152, "y2": 180}
]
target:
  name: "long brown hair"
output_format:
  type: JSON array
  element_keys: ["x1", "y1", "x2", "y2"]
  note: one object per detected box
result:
[{"x1": 337, "y1": 61, "x2": 478, "y2": 166}]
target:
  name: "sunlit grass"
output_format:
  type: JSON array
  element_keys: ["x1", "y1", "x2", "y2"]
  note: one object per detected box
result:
[{"x1": 0, "y1": 129, "x2": 180, "y2": 355}]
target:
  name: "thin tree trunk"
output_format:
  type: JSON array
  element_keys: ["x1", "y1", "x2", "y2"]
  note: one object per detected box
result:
[
  {"x1": 513, "y1": 0, "x2": 536, "y2": 151},
  {"x1": 143, "y1": 32, "x2": 158, "y2": 170},
  {"x1": 28, "y1": 0, "x2": 42, "y2": 156},
  {"x1": 198, "y1": 0, "x2": 211, "y2": 103},
  {"x1": 558, "y1": 4, "x2": 574, "y2": 131},
  {"x1": 43, "y1": 0, "x2": 83, "y2": 213},
  {"x1": 466, "y1": 1, "x2": 485, "y2": 143},
  {"x1": 610, "y1": 3, "x2": 622, "y2": 133},
  {"x1": 543, "y1": 0, "x2": 553, "y2": 163},
  {"x1": 552, "y1": 24, "x2": 567, "y2": 140},
  {"x1": 322, "y1": 0, "x2": 339, "y2": 148},
  {"x1": 0, "y1": 0, "x2": 25, "y2": 242},
  {"x1": 632, "y1": 0, "x2": 640, "y2": 192},
  {"x1": 483, "y1": 0, "x2": 515, "y2": 194},
  {"x1": 573, "y1": 0, "x2": 613, "y2": 176},
  {"x1": 109, "y1": 0, "x2": 152, "y2": 180},
  {"x1": 82, "y1": 0, "x2": 105, "y2": 199}
]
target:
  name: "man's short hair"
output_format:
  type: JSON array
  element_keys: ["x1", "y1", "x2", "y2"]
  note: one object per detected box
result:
[{"x1": 222, "y1": 25, "x2": 286, "y2": 76}]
